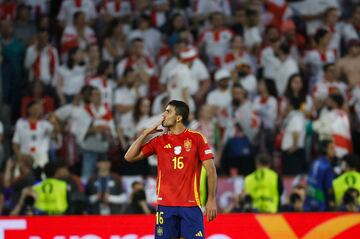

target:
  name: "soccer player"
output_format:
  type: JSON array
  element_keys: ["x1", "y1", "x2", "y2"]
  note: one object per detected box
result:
[{"x1": 125, "y1": 100, "x2": 217, "y2": 238}]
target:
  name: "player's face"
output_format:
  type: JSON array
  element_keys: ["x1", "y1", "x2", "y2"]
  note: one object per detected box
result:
[{"x1": 162, "y1": 105, "x2": 179, "y2": 127}]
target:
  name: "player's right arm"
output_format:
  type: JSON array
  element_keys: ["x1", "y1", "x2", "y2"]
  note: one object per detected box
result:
[{"x1": 124, "y1": 118, "x2": 163, "y2": 162}]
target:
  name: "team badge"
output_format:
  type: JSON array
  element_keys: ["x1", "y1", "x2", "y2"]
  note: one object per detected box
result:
[
  {"x1": 184, "y1": 138, "x2": 192, "y2": 152},
  {"x1": 157, "y1": 226, "x2": 164, "y2": 236},
  {"x1": 174, "y1": 146, "x2": 182, "y2": 155}
]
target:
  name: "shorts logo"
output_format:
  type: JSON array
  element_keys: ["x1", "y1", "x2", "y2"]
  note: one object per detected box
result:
[
  {"x1": 184, "y1": 138, "x2": 192, "y2": 152},
  {"x1": 174, "y1": 146, "x2": 182, "y2": 155},
  {"x1": 157, "y1": 226, "x2": 164, "y2": 236},
  {"x1": 195, "y1": 230, "x2": 203, "y2": 237}
]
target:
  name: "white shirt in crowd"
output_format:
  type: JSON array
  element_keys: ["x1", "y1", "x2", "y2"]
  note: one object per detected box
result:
[
  {"x1": 253, "y1": 96, "x2": 278, "y2": 130},
  {"x1": 312, "y1": 80, "x2": 348, "y2": 101},
  {"x1": 198, "y1": 28, "x2": 234, "y2": 61},
  {"x1": 25, "y1": 45, "x2": 60, "y2": 85},
  {"x1": 206, "y1": 88, "x2": 232, "y2": 109},
  {"x1": 303, "y1": 49, "x2": 336, "y2": 84},
  {"x1": 56, "y1": 65, "x2": 86, "y2": 96},
  {"x1": 342, "y1": 23, "x2": 360, "y2": 43},
  {"x1": 281, "y1": 110, "x2": 306, "y2": 151},
  {"x1": 234, "y1": 101, "x2": 261, "y2": 142},
  {"x1": 290, "y1": 0, "x2": 339, "y2": 35},
  {"x1": 23, "y1": 0, "x2": 49, "y2": 20},
  {"x1": 313, "y1": 109, "x2": 352, "y2": 158},
  {"x1": 101, "y1": 0, "x2": 132, "y2": 18},
  {"x1": 194, "y1": 0, "x2": 232, "y2": 16},
  {"x1": 167, "y1": 63, "x2": 192, "y2": 102},
  {"x1": 160, "y1": 57, "x2": 209, "y2": 96},
  {"x1": 61, "y1": 25, "x2": 97, "y2": 52},
  {"x1": 12, "y1": 119, "x2": 54, "y2": 167},
  {"x1": 57, "y1": 0, "x2": 97, "y2": 26},
  {"x1": 237, "y1": 74, "x2": 258, "y2": 100},
  {"x1": 88, "y1": 77, "x2": 116, "y2": 108},
  {"x1": 243, "y1": 26, "x2": 262, "y2": 49},
  {"x1": 128, "y1": 29, "x2": 162, "y2": 59},
  {"x1": 116, "y1": 55, "x2": 156, "y2": 78},
  {"x1": 55, "y1": 103, "x2": 84, "y2": 136},
  {"x1": 113, "y1": 86, "x2": 139, "y2": 140}
]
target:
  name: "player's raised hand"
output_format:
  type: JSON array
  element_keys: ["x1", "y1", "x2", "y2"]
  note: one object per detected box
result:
[
  {"x1": 205, "y1": 198, "x2": 217, "y2": 222},
  {"x1": 143, "y1": 118, "x2": 163, "y2": 136}
]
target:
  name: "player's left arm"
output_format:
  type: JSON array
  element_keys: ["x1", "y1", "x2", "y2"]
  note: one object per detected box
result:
[{"x1": 202, "y1": 159, "x2": 217, "y2": 222}]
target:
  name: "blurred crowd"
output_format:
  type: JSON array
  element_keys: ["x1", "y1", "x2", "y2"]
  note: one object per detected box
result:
[{"x1": 0, "y1": 0, "x2": 360, "y2": 215}]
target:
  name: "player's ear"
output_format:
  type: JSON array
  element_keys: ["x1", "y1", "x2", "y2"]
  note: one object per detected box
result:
[{"x1": 176, "y1": 115, "x2": 182, "y2": 123}]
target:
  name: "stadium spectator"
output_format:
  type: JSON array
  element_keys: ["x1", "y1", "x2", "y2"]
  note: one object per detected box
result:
[
  {"x1": 206, "y1": 68, "x2": 232, "y2": 110},
  {"x1": 113, "y1": 67, "x2": 142, "y2": 143},
  {"x1": 85, "y1": 157, "x2": 126, "y2": 215},
  {"x1": 53, "y1": 160, "x2": 85, "y2": 214},
  {"x1": 60, "y1": 11, "x2": 97, "y2": 56},
  {"x1": 197, "y1": 11, "x2": 234, "y2": 70},
  {"x1": 232, "y1": 59, "x2": 257, "y2": 100},
  {"x1": 312, "y1": 63, "x2": 347, "y2": 109},
  {"x1": 88, "y1": 60, "x2": 116, "y2": 108},
  {"x1": 124, "y1": 181, "x2": 152, "y2": 214},
  {"x1": 12, "y1": 101, "x2": 60, "y2": 175},
  {"x1": 253, "y1": 79, "x2": 278, "y2": 155},
  {"x1": 221, "y1": 35, "x2": 254, "y2": 73},
  {"x1": 13, "y1": 4, "x2": 36, "y2": 46},
  {"x1": 165, "y1": 47, "x2": 194, "y2": 109},
  {"x1": 244, "y1": 154, "x2": 283, "y2": 213},
  {"x1": 32, "y1": 161, "x2": 69, "y2": 215},
  {"x1": 128, "y1": 14, "x2": 162, "y2": 59},
  {"x1": 57, "y1": 0, "x2": 97, "y2": 27},
  {"x1": 116, "y1": 37, "x2": 155, "y2": 94},
  {"x1": 283, "y1": 74, "x2": 313, "y2": 117},
  {"x1": 339, "y1": 188, "x2": 360, "y2": 212},
  {"x1": 333, "y1": 154, "x2": 360, "y2": 207},
  {"x1": 336, "y1": 39, "x2": 360, "y2": 88},
  {"x1": 101, "y1": 19, "x2": 127, "y2": 63},
  {"x1": 313, "y1": 93, "x2": 352, "y2": 158},
  {"x1": 194, "y1": 105, "x2": 222, "y2": 167},
  {"x1": 304, "y1": 140, "x2": 336, "y2": 211},
  {"x1": 281, "y1": 98, "x2": 307, "y2": 175},
  {"x1": 56, "y1": 47, "x2": 87, "y2": 105},
  {"x1": 24, "y1": 28, "x2": 59, "y2": 87},
  {"x1": 342, "y1": 4, "x2": 360, "y2": 44},
  {"x1": 20, "y1": 81, "x2": 55, "y2": 118},
  {"x1": 281, "y1": 192, "x2": 304, "y2": 212},
  {"x1": 3, "y1": 155, "x2": 36, "y2": 213},
  {"x1": 78, "y1": 87, "x2": 117, "y2": 183},
  {"x1": 1, "y1": 19, "x2": 26, "y2": 120},
  {"x1": 303, "y1": 29, "x2": 336, "y2": 89}
]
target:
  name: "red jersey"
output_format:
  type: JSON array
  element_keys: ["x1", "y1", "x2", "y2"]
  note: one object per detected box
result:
[{"x1": 141, "y1": 129, "x2": 214, "y2": 207}]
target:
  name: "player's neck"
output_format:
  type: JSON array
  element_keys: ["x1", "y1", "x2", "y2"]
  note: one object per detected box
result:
[{"x1": 168, "y1": 124, "x2": 187, "y2": 135}]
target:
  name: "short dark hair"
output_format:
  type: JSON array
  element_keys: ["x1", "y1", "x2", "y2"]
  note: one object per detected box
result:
[
  {"x1": 255, "y1": 154, "x2": 272, "y2": 166},
  {"x1": 43, "y1": 162, "x2": 57, "y2": 178},
  {"x1": 27, "y1": 100, "x2": 40, "y2": 111},
  {"x1": 289, "y1": 193, "x2": 302, "y2": 204},
  {"x1": 314, "y1": 29, "x2": 329, "y2": 45},
  {"x1": 343, "y1": 188, "x2": 359, "y2": 205},
  {"x1": 318, "y1": 139, "x2": 333, "y2": 155},
  {"x1": 323, "y1": 63, "x2": 335, "y2": 72},
  {"x1": 167, "y1": 100, "x2": 189, "y2": 125},
  {"x1": 73, "y1": 11, "x2": 84, "y2": 23},
  {"x1": 343, "y1": 154, "x2": 360, "y2": 169},
  {"x1": 97, "y1": 60, "x2": 111, "y2": 76},
  {"x1": 329, "y1": 93, "x2": 344, "y2": 108}
]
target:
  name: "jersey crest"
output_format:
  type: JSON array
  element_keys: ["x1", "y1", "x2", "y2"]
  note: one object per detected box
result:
[{"x1": 184, "y1": 138, "x2": 192, "y2": 152}]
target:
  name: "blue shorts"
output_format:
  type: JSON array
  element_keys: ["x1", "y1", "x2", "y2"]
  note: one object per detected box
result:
[{"x1": 154, "y1": 205, "x2": 205, "y2": 239}]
